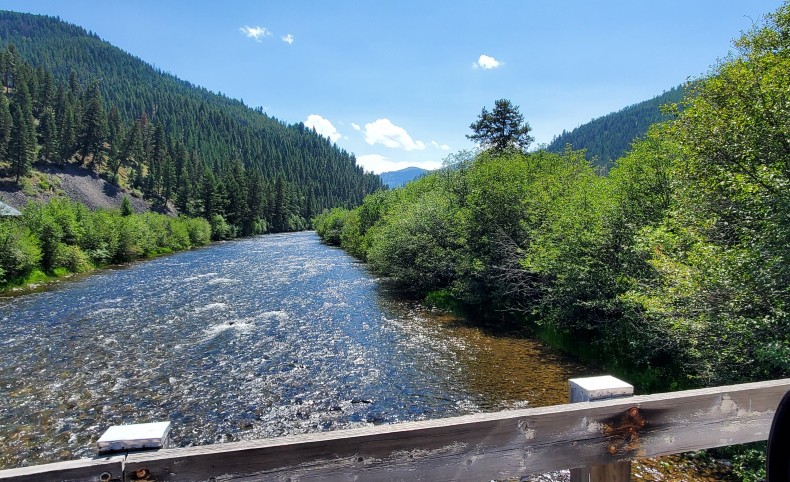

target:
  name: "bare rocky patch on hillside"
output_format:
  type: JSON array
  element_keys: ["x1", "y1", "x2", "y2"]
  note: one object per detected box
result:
[{"x1": 0, "y1": 163, "x2": 174, "y2": 215}]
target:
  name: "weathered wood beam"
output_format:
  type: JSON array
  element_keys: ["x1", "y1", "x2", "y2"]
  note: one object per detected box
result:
[
  {"x1": 0, "y1": 455, "x2": 124, "y2": 482},
  {"x1": 121, "y1": 378, "x2": 790, "y2": 481},
  {"x1": 1, "y1": 378, "x2": 787, "y2": 482}
]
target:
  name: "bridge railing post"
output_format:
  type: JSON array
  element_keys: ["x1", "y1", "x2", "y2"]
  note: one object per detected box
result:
[{"x1": 568, "y1": 375, "x2": 634, "y2": 482}]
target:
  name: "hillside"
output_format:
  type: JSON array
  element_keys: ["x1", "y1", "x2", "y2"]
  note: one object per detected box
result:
[
  {"x1": 547, "y1": 85, "x2": 686, "y2": 170},
  {"x1": 0, "y1": 10, "x2": 383, "y2": 233},
  {"x1": 0, "y1": 164, "x2": 160, "y2": 214},
  {"x1": 379, "y1": 167, "x2": 428, "y2": 188}
]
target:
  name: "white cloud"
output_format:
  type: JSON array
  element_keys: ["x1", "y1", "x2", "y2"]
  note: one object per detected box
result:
[
  {"x1": 363, "y1": 119, "x2": 426, "y2": 151},
  {"x1": 350, "y1": 123, "x2": 361, "y2": 131},
  {"x1": 304, "y1": 114, "x2": 341, "y2": 142},
  {"x1": 431, "y1": 141, "x2": 450, "y2": 151},
  {"x1": 356, "y1": 154, "x2": 442, "y2": 174},
  {"x1": 240, "y1": 26, "x2": 272, "y2": 42},
  {"x1": 281, "y1": 34, "x2": 294, "y2": 45},
  {"x1": 473, "y1": 54, "x2": 503, "y2": 70}
]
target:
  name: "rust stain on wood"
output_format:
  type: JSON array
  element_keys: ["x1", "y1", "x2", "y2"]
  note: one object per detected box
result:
[{"x1": 599, "y1": 406, "x2": 664, "y2": 457}]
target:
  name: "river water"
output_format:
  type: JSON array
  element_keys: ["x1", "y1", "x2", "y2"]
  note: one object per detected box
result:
[{"x1": 0, "y1": 231, "x2": 593, "y2": 469}]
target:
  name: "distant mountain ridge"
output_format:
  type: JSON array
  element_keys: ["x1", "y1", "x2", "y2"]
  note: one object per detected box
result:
[
  {"x1": 379, "y1": 167, "x2": 428, "y2": 188},
  {"x1": 547, "y1": 85, "x2": 687, "y2": 170}
]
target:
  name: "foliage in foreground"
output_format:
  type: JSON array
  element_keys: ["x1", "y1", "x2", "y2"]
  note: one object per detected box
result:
[{"x1": 0, "y1": 197, "x2": 211, "y2": 289}]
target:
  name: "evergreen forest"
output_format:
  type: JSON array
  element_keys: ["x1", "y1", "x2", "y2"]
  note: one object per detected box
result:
[
  {"x1": 0, "y1": 10, "x2": 383, "y2": 238},
  {"x1": 546, "y1": 85, "x2": 686, "y2": 170}
]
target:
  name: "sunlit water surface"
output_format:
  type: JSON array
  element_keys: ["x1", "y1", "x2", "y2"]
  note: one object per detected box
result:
[{"x1": 0, "y1": 231, "x2": 591, "y2": 469}]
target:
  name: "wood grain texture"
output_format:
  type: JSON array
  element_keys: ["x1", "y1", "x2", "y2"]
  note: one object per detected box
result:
[
  {"x1": 0, "y1": 455, "x2": 124, "y2": 482},
  {"x1": 1, "y1": 379, "x2": 787, "y2": 481},
  {"x1": 119, "y1": 378, "x2": 790, "y2": 481}
]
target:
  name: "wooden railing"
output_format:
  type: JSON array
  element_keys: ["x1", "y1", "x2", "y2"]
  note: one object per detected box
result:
[{"x1": 1, "y1": 378, "x2": 788, "y2": 482}]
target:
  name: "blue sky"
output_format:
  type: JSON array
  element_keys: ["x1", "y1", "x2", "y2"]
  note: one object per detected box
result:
[{"x1": 3, "y1": 1, "x2": 785, "y2": 173}]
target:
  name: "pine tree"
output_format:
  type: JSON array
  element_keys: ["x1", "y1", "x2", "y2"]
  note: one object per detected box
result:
[
  {"x1": 0, "y1": 93, "x2": 11, "y2": 161},
  {"x1": 120, "y1": 195, "x2": 134, "y2": 216},
  {"x1": 9, "y1": 102, "x2": 35, "y2": 184},
  {"x1": 68, "y1": 70, "x2": 80, "y2": 97},
  {"x1": 54, "y1": 85, "x2": 76, "y2": 163},
  {"x1": 13, "y1": 68, "x2": 32, "y2": 111},
  {"x1": 36, "y1": 68, "x2": 56, "y2": 116},
  {"x1": 161, "y1": 155, "x2": 176, "y2": 207},
  {"x1": 201, "y1": 167, "x2": 220, "y2": 218},
  {"x1": 39, "y1": 106, "x2": 58, "y2": 161},
  {"x1": 118, "y1": 115, "x2": 144, "y2": 179},
  {"x1": 106, "y1": 106, "x2": 122, "y2": 158},
  {"x1": 3, "y1": 44, "x2": 18, "y2": 89},
  {"x1": 79, "y1": 80, "x2": 106, "y2": 167},
  {"x1": 147, "y1": 122, "x2": 167, "y2": 196},
  {"x1": 467, "y1": 99, "x2": 533, "y2": 154},
  {"x1": 273, "y1": 175, "x2": 287, "y2": 232}
]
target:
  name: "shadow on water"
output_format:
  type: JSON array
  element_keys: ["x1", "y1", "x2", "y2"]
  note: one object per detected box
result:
[{"x1": 375, "y1": 291, "x2": 600, "y2": 409}]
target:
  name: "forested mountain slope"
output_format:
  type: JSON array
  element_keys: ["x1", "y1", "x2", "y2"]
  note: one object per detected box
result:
[
  {"x1": 547, "y1": 85, "x2": 686, "y2": 170},
  {"x1": 0, "y1": 10, "x2": 382, "y2": 234}
]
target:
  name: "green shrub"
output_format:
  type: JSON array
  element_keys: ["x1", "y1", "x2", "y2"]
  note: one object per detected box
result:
[
  {"x1": 184, "y1": 217, "x2": 211, "y2": 246},
  {"x1": 210, "y1": 214, "x2": 232, "y2": 241},
  {"x1": 314, "y1": 208, "x2": 350, "y2": 246},
  {"x1": 52, "y1": 244, "x2": 92, "y2": 273},
  {"x1": 0, "y1": 220, "x2": 42, "y2": 282}
]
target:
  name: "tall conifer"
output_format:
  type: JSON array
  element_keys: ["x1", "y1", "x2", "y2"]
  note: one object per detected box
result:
[
  {"x1": 9, "y1": 102, "x2": 35, "y2": 184},
  {"x1": 0, "y1": 93, "x2": 11, "y2": 161},
  {"x1": 79, "y1": 80, "x2": 106, "y2": 167}
]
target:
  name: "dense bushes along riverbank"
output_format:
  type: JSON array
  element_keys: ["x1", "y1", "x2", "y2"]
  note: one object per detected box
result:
[
  {"x1": 316, "y1": 4, "x2": 790, "y2": 394},
  {"x1": 0, "y1": 197, "x2": 211, "y2": 290},
  {"x1": 316, "y1": 9, "x2": 790, "y2": 475}
]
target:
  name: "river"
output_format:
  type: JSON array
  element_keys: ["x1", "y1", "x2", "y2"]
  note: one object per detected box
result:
[{"x1": 0, "y1": 231, "x2": 593, "y2": 470}]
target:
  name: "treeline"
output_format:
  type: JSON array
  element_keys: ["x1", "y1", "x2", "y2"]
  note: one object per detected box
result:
[
  {"x1": 317, "y1": 4, "x2": 790, "y2": 397},
  {"x1": 0, "y1": 10, "x2": 383, "y2": 234},
  {"x1": 0, "y1": 197, "x2": 211, "y2": 288},
  {"x1": 547, "y1": 85, "x2": 686, "y2": 171}
]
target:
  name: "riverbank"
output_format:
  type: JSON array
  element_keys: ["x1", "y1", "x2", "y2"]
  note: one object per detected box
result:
[
  {"x1": 0, "y1": 197, "x2": 212, "y2": 295},
  {"x1": 420, "y1": 295, "x2": 742, "y2": 481}
]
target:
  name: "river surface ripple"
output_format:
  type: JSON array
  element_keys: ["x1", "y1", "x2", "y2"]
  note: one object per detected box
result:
[{"x1": 0, "y1": 231, "x2": 591, "y2": 469}]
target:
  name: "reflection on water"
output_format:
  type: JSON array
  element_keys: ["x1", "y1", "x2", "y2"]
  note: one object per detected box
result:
[{"x1": 0, "y1": 231, "x2": 593, "y2": 469}]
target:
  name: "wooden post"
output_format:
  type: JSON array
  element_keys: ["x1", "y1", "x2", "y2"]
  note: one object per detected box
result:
[{"x1": 569, "y1": 375, "x2": 634, "y2": 482}]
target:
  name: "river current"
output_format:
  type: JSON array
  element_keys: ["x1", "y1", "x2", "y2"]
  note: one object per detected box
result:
[{"x1": 0, "y1": 231, "x2": 591, "y2": 469}]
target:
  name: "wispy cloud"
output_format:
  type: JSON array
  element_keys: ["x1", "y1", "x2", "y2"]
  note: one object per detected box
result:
[
  {"x1": 304, "y1": 114, "x2": 341, "y2": 142},
  {"x1": 240, "y1": 25, "x2": 272, "y2": 42},
  {"x1": 364, "y1": 119, "x2": 425, "y2": 151},
  {"x1": 356, "y1": 154, "x2": 441, "y2": 174},
  {"x1": 281, "y1": 34, "x2": 294, "y2": 45},
  {"x1": 473, "y1": 54, "x2": 503, "y2": 70},
  {"x1": 431, "y1": 141, "x2": 450, "y2": 151},
  {"x1": 350, "y1": 123, "x2": 361, "y2": 131}
]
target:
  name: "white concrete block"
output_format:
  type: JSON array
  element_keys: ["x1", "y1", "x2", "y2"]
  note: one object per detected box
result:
[
  {"x1": 568, "y1": 375, "x2": 634, "y2": 402},
  {"x1": 97, "y1": 421, "x2": 171, "y2": 453}
]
